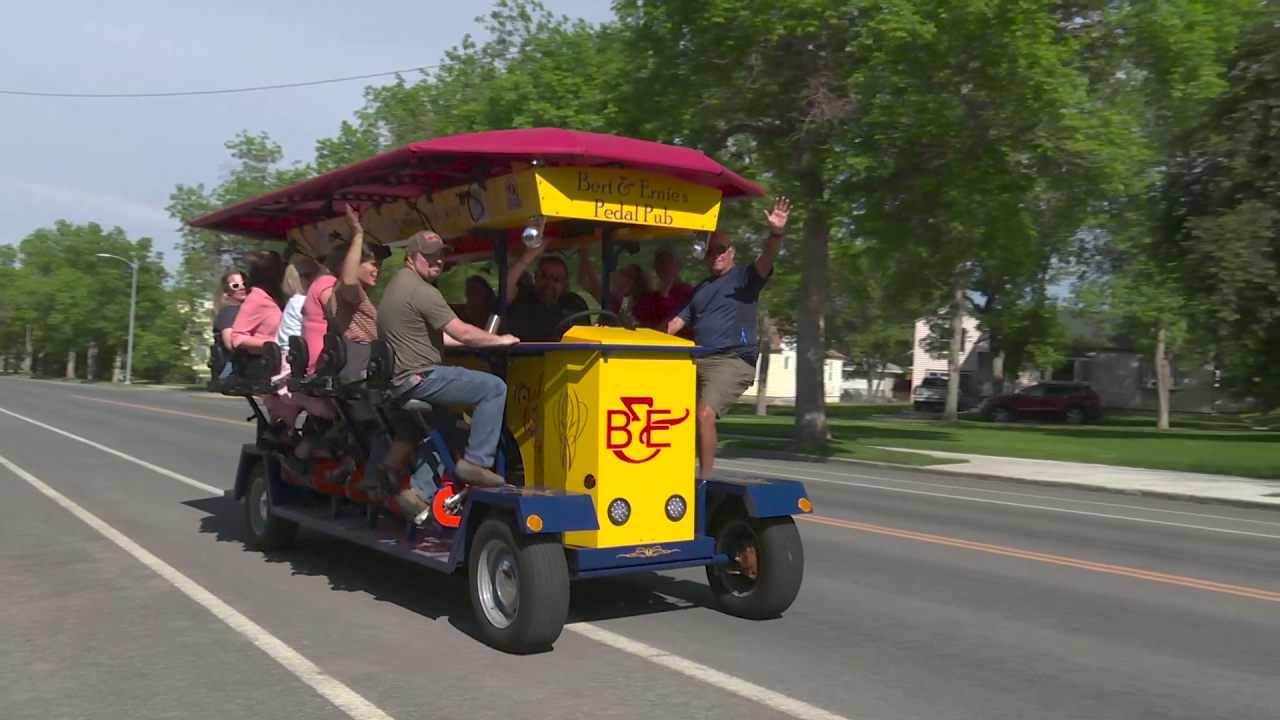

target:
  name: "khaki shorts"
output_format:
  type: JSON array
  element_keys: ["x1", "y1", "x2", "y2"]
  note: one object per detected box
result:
[{"x1": 696, "y1": 354, "x2": 757, "y2": 418}]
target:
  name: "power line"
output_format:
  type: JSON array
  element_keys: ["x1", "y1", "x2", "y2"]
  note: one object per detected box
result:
[{"x1": 0, "y1": 64, "x2": 441, "y2": 99}]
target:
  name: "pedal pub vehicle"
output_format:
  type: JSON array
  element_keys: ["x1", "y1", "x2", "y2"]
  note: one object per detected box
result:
[{"x1": 189, "y1": 128, "x2": 813, "y2": 654}]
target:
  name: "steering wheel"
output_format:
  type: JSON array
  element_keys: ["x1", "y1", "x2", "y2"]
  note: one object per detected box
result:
[{"x1": 552, "y1": 308, "x2": 623, "y2": 339}]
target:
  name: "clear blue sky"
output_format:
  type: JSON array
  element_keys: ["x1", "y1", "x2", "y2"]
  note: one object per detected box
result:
[{"x1": 0, "y1": 0, "x2": 615, "y2": 273}]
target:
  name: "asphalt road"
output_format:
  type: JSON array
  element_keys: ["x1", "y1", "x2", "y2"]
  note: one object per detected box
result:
[{"x1": 1, "y1": 377, "x2": 1277, "y2": 720}]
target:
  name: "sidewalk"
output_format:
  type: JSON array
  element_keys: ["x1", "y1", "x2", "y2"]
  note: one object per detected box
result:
[{"x1": 866, "y1": 446, "x2": 1280, "y2": 508}]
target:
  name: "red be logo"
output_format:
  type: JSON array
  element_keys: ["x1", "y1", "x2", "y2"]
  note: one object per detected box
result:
[{"x1": 605, "y1": 397, "x2": 690, "y2": 464}]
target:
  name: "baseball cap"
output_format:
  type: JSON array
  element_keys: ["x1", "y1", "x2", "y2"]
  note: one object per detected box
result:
[{"x1": 404, "y1": 230, "x2": 451, "y2": 257}]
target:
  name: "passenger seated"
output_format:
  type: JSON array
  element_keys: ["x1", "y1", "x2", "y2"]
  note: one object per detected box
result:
[
  {"x1": 502, "y1": 243, "x2": 588, "y2": 342},
  {"x1": 451, "y1": 274, "x2": 498, "y2": 328},
  {"x1": 228, "y1": 251, "x2": 292, "y2": 440},
  {"x1": 576, "y1": 250, "x2": 653, "y2": 322},
  {"x1": 212, "y1": 270, "x2": 247, "y2": 378},
  {"x1": 373, "y1": 230, "x2": 519, "y2": 518}
]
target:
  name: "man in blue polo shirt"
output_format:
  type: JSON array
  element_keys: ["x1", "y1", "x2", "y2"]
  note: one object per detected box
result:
[{"x1": 666, "y1": 197, "x2": 791, "y2": 479}]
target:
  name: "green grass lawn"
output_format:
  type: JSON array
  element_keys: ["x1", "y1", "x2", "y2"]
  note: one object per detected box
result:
[{"x1": 719, "y1": 411, "x2": 1280, "y2": 479}]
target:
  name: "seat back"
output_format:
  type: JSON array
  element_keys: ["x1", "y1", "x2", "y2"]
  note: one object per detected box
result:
[
  {"x1": 207, "y1": 343, "x2": 229, "y2": 392},
  {"x1": 231, "y1": 342, "x2": 282, "y2": 395},
  {"x1": 286, "y1": 336, "x2": 309, "y2": 380},
  {"x1": 315, "y1": 332, "x2": 347, "y2": 381},
  {"x1": 366, "y1": 339, "x2": 395, "y2": 393}
]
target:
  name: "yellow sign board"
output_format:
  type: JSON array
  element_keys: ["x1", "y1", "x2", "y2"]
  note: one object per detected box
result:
[
  {"x1": 534, "y1": 167, "x2": 722, "y2": 232},
  {"x1": 283, "y1": 165, "x2": 723, "y2": 257}
]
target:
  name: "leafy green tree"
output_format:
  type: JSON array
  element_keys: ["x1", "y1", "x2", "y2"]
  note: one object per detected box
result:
[
  {"x1": 167, "y1": 131, "x2": 312, "y2": 297},
  {"x1": 850, "y1": 0, "x2": 1138, "y2": 423},
  {"x1": 615, "y1": 0, "x2": 862, "y2": 447},
  {"x1": 1158, "y1": 12, "x2": 1280, "y2": 408},
  {"x1": 2, "y1": 222, "x2": 195, "y2": 383}
]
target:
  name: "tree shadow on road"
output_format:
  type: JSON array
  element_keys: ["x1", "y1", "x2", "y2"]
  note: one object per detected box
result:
[{"x1": 182, "y1": 495, "x2": 716, "y2": 651}]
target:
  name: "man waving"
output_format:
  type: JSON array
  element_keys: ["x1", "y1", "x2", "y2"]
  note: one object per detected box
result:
[{"x1": 666, "y1": 197, "x2": 791, "y2": 479}]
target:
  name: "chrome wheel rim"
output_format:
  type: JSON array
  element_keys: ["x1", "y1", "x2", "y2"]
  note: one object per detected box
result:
[
  {"x1": 477, "y1": 539, "x2": 519, "y2": 629},
  {"x1": 248, "y1": 473, "x2": 268, "y2": 537}
]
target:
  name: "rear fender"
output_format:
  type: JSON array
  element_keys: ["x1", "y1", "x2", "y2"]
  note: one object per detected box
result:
[
  {"x1": 232, "y1": 444, "x2": 265, "y2": 501},
  {"x1": 703, "y1": 477, "x2": 812, "y2": 521}
]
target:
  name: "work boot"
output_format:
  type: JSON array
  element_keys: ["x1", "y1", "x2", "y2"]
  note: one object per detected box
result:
[
  {"x1": 394, "y1": 487, "x2": 430, "y2": 523},
  {"x1": 453, "y1": 460, "x2": 505, "y2": 487}
]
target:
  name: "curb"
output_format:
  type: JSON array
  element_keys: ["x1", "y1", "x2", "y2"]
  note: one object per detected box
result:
[{"x1": 716, "y1": 446, "x2": 1280, "y2": 513}]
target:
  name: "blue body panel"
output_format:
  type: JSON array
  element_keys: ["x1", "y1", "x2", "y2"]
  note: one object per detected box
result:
[
  {"x1": 568, "y1": 536, "x2": 723, "y2": 578},
  {"x1": 704, "y1": 477, "x2": 812, "y2": 518},
  {"x1": 466, "y1": 485, "x2": 600, "y2": 535},
  {"x1": 232, "y1": 448, "x2": 808, "y2": 578}
]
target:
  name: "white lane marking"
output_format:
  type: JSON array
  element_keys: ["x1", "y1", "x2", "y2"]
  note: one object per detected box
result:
[
  {"x1": 0, "y1": 406, "x2": 222, "y2": 495},
  {"x1": 0, "y1": 452, "x2": 396, "y2": 720},
  {"x1": 567, "y1": 623, "x2": 849, "y2": 720},
  {"x1": 725, "y1": 458, "x2": 1280, "y2": 527},
  {"x1": 717, "y1": 461, "x2": 1280, "y2": 541},
  {"x1": 2, "y1": 408, "x2": 853, "y2": 720}
]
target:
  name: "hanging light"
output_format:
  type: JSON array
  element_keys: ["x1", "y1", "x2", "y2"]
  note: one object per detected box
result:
[
  {"x1": 522, "y1": 216, "x2": 548, "y2": 248},
  {"x1": 691, "y1": 231, "x2": 710, "y2": 260}
]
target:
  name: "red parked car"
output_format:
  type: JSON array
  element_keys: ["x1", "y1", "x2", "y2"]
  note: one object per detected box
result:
[{"x1": 981, "y1": 382, "x2": 1103, "y2": 425}]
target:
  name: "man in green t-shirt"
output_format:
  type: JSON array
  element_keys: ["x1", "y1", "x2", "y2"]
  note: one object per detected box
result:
[{"x1": 374, "y1": 231, "x2": 519, "y2": 517}]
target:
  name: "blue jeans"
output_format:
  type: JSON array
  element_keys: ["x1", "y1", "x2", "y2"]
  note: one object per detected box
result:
[{"x1": 402, "y1": 365, "x2": 507, "y2": 469}]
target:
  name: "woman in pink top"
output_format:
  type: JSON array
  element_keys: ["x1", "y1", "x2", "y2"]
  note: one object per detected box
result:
[
  {"x1": 229, "y1": 252, "x2": 292, "y2": 430},
  {"x1": 301, "y1": 270, "x2": 337, "y2": 373},
  {"x1": 230, "y1": 251, "x2": 287, "y2": 351}
]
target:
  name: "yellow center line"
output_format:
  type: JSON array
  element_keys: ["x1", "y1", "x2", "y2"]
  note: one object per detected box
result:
[
  {"x1": 800, "y1": 514, "x2": 1280, "y2": 603},
  {"x1": 73, "y1": 395, "x2": 249, "y2": 427}
]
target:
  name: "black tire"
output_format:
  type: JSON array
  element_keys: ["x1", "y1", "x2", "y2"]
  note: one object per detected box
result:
[
  {"x1": 244, "y1": 459, "x2": 298, "y2": 552},
  {"x1": 989, "y1": 406, "x2": 1014, "y2": 423},
  {"x1": 468, "y1": 516, "x2": 570, "y2": 654},
  {"x1": 1063, "y1": 406, "x2": 1086, "y2": 425},
  {"x1": 706, "y1": 508, "x2": 804, "y2": 620}
]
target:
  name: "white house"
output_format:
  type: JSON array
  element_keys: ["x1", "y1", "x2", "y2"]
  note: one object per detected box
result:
[{"x1": 740, "y1": 339, "x2": 845, "y2": 405}]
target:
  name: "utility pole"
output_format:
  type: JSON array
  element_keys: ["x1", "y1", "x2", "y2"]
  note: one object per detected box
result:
[{"x1": 95, "y1": 254, "x2": 138, "y2": 384}]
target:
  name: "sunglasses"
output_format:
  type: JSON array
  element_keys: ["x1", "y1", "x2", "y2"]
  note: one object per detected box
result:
[
  {"x1": 228, "y1": 281, "x2": 245, "y2": 291},
  {"x1": 536, "y1": 271, "x2": 566, "y2": 283}
]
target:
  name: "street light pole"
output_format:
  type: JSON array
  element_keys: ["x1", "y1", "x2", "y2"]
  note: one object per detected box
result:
[{"x1": 95, "y1": 254, "x2": 138, "y2": 384}]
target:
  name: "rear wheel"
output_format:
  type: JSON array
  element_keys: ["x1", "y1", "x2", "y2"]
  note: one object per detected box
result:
[
  {"x1": 468, "y1": 516, "x2": 570, "y2": 654},
  {"x1": 1064, "y1": 406, "x2": 1086, "y2": 425},
  {"x1": 244, "y1": 460, "x2": 298, "y2": 552},
  {"x1": 989, "y1": 406, "x2": 1014, "y2": 423},
  {"x1": 706, "y1": 506, "x2": 804, "y2": 620}
]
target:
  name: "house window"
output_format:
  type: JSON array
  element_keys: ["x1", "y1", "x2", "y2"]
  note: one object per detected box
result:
[
  {"x1": 1074, "y1": 358, "x2": 1093, "y2": 383},
  {"x1": 783, "y1": 356, "x2": 790, "y2": 371},
  {"x1": 960, "y1": 328, "x2": 968, "y2": 351}
]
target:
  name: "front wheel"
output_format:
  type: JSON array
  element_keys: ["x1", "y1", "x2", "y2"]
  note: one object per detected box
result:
[
  {"x1": 706, "y1": 510, "x2": 804, "y2": 620},
  {"x1": 244, "y1": 460, "x2": 298, "y2": 552},
  {"x1": 468, "y1": 516, "x2": 570, "y2": 654}
]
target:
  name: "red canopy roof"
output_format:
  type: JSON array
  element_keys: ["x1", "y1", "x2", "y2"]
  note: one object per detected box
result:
[{"x1": 186, "y1": 128, "x2": 765, "y2": 241}]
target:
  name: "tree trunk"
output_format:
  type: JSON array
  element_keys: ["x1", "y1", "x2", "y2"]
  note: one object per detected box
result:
[
  {"x1": 65, "y1": 350, "x2": 76, "y2": 380},
  {"x1": 21, "y1": 325, "x2": 32, "y2": 374},
  {"x1": 944, "y1": 281, "x2": 965, "y2": 425},
  {"x1": 1154, "y1": 322, "x2": 1171, "y2": 430},
  {"x1": 754, "y1": 314, "x2": 771, "y2": 416},
  {"x1": 794, "y1": 209, "x2": 831, "y2": 447},
  {"x1": 792, "y1": 141, "x2": 831, "y2": 448},
  {"x1": 86, "y1": 343, "x2": 99, "y2": 382},
  {"x1": 992, "y1": 348, "x2": 1007, "y2": 396}
]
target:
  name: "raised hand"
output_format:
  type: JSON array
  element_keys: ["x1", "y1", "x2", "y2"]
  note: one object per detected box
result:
[
  {"x1": 765, "y1": 196, "x2": 791, "y2": 234},
  {"x1": 343, "y1": 204, "x2": 363, "y2": 234}
]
